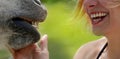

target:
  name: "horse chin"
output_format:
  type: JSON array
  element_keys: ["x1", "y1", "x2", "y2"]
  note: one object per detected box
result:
[{"x1": 7, "y1": 17, "x2": 40, "y2": 50}]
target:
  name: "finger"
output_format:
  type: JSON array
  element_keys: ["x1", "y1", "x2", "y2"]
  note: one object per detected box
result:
[
  {"x1": 33, "y1": 43, "x2": 49, "y2": 59},
  {"x1": 33, "y1": 35, "x2": 49, "y2": 59},
  {"x1": 40, "y1": 34, "x2": 48, "y2": 50},
  {"x1": 9, "y1": 44, "x2": 35, "y2": 59},
  {"x1": 14, "y1": 44, "x2": 35, "y2": 55}
]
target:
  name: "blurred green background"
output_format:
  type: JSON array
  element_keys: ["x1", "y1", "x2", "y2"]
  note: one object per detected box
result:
[
  {"x1": 0, "y1": 0, "x2": 101, "y2": 59},
  {"x1": 39, "y1": 0, "x2": 101, "y2": 59}
]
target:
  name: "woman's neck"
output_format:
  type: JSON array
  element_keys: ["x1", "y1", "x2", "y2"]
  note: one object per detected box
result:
[{"x1": 105, "y1": 34, "x2": 120, "y2": 59}]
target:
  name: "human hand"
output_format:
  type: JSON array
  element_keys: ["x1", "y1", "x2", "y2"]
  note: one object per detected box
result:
[{"x1": 10, "y1": 34, "x2": 49, "y2": 59}]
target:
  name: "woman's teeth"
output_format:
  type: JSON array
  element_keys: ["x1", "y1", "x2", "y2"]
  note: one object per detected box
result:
[
  {"x1": 90, "y1": 12, "x2": 108, "y2": 24},
  {"x1": 90, "y1": 12, "x2": 107, "y2": 19}
]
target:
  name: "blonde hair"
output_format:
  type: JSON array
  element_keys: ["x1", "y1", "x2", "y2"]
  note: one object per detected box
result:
[{"x1": 74, "y1": 0, "x2": 85, "y2": 19}]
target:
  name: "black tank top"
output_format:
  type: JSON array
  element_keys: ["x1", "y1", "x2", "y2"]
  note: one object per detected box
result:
[{"x1": 96, "y1": 42, "x2": 108, "y2": 59}]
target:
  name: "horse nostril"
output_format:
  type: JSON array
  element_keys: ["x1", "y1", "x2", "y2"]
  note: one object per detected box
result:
[{"x1": 33, "y1": 0, "x2": 41, "y2": 5}]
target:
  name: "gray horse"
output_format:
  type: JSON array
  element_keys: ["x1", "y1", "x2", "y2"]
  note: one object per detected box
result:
[{"x1": 0, "y1": 0, "x2": 47, "y2": 51}]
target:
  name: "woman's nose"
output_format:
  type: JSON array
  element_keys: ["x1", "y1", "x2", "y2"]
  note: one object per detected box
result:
[{"x1": 86, "y1": 0, "x2": 98, "y2": 9}]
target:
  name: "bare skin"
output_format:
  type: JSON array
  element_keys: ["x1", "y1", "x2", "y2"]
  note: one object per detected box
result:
[
  {"x1": 74, "y1": 37, "x2": 107, "y2": 59},
  {"x1": 11, "y1": 34, "x2": 49, "y2": 59},
  {"x1": 74, "y1": 0, "x2": 120, "y2": 59}
]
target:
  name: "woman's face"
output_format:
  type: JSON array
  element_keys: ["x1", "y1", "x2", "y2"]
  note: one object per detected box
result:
[{"x1": 83, "y1": 0, "x2": 120, "y2": 36}]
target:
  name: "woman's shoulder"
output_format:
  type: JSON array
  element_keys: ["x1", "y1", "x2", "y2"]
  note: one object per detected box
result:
[{"x1": 73, "y1": 37, "x2": 107, "y2": 59}]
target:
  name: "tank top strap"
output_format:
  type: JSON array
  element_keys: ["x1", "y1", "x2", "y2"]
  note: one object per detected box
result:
[{"x1": 96, "y1": 42, "x2": 108, "y2": 59}]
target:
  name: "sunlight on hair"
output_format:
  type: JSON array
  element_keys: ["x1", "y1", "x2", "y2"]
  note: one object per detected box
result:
[{"x1": 74, "y1": 0, "x2": 85, "y2": 20}]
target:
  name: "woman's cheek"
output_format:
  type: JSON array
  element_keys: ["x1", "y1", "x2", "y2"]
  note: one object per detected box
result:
[{"x1": 98, "y1": 0, "x2": 120, "y2": 8}]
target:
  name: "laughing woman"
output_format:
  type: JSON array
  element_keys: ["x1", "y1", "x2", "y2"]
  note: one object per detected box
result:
[{"x1": 74, "y1": 0, "x2": 120, "y2": 59}]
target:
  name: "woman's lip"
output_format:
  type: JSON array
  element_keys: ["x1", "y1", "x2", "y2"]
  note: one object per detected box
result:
[
  {"x1": 91, "y1": 15, "x2": 107, "y2": 25},
  {"x1": 88, "y1": 11, "x2": 108, "y2": 25},
  {"x1": 92, "y1": 18, "x2": 103, "y2": 25}
]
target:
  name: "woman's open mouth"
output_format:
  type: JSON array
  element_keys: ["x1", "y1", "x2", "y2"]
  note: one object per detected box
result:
[{"x1": 90, "y1": 11, "x2": 108, "y2": 25}]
